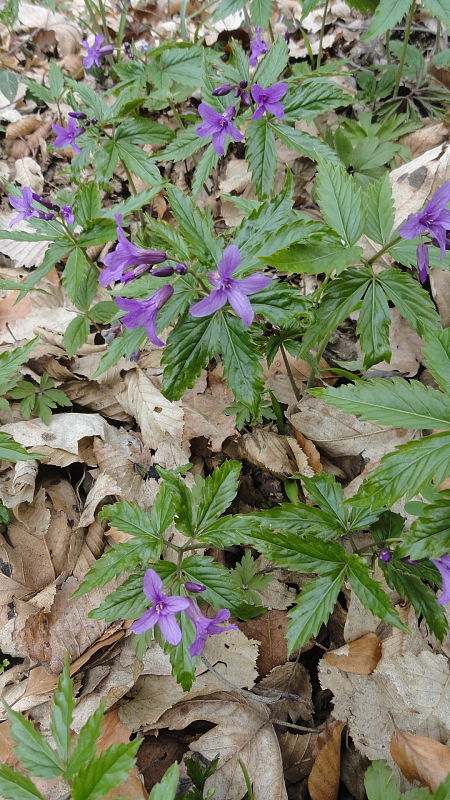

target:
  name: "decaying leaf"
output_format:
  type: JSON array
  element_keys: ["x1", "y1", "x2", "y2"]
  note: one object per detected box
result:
[
  {"x1": 390, "y1": 729, "x2": 450, "y2": 793},
  {"x1": 278, "y1": 731, "x2": 315, "y2": 784},
  {"x1": 308, "y1": 720, "x2": 346, "y2": 800},
  {"x1": 225, "y1": 429, "x2": 314, "y2": 479},
  {"x1": 323, "y1": 633, "x2": 382, "y2": 675},
  {"x1": 238, "y1": 609, "x2": 290, "y2": 676},
  {"x1": 256, "y1": 661, "x2": 314, "y2": 722}
]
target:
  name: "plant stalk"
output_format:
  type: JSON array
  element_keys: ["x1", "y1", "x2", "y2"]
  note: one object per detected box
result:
[
  {"x1": 316, "y1": 0, "x2": 330, "y2": 70},
  {"x1": 393, "y1": 0, "x2": 416, "y2": 98},
  {"x1": 280, "y1": 342, "x2": 301, "y2": 402}
]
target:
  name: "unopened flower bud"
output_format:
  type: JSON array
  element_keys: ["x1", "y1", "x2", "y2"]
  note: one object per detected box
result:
[
  {"x1": 240, "y1": 91, "x2": 251, "y2": 106},
  {"x1": 68, "y1": 111, "x2": 88, "y2": 120},
  {"x1": 185, "y1": 582, "x2": 206, "y2": 593},
  {"x1": 130, "y1": 349, "x2": 141, "y2": 362},
  {"x1": 100, "y1": 44, "x2": 114, "y2": 56},
  {"x1": 90, "y1": 118, "x2": 98, "y2": 125},
  {"x1": 101, "y1": 324, "x2": 121, "y2": 344},
  {"x1": 239, "y1": 79, "x2": 248, "y2": 89},
  {"x1": 176, "y1": 262, "x2": 187, "y2": 275},
  {"x1": 212, "y1": 83, "x2": 233, "y2": 96},
  {"x1": 151, "y1": 265, "x2": 175, "y2": 277},
  {"x1": 378, "y1": 548, "x2": 392, "y2": 563},
  {"x1": 61, "y1": 206, "x2": 75, "y2": 224}
]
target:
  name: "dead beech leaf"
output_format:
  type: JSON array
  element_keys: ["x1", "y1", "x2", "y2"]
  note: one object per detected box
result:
[
  {"x1": 226, "y1": 430, "x2": 314, "y2": 479},
  {"x1": 6, "y1": 117, "x2": 42, "y2": 139},
  {"x1": 264, "y1": 352, "x2": 332, "y2": 406},
  {"x1": 256, "y1": 661, "x2": 314, "y2": 722},
  {"x1": 183, "y1": 378, "x2": 237, "y2": 452},
  {"x1": 14, "y1": 157, "x2": 44, "y2": 194},
  {"x1": 238, "y1": 609, "x2": 289, "y2": 676},
  {"x1": 278, "y1": 731, "x2": 315, "y2": 783},
  {"x1": 155, "y1": 691, "x2": 288, "y2": 800},
  {"x1": 323, "y1": 633, "x2": 382, "y2": 675},
  {"x1": 390, "y1": 144, "x2": 450, "y2": 228},
  {"x1": 308, "y1": 720, "x2": 345, "y2": 800},
  {"x1": 390, "y1": 729, "x2": 450, "y2": 792}
]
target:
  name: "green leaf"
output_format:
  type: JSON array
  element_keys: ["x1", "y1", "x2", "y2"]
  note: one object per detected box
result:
[
  {"x1": 301, "y1": 472, "x2": 347, "y2": 527},
  {"x1": 0, "y1": 69, "x2": 18, "y2": 103},
  {"x1": 357, "y1": 280, "x2": 391, "y2": 368},
  {"x1": 76, "y1": 183, "x2": 101, "y2": 227},
  {"x1": 155, "y1": 126, "x2": 205, "y2": 163},
  {"x1": 247, "y1": 117, "x2": 277, "y2": 198},
  {"x1": 94, "y1": 139, "x2": 119, "y2": 182},
  {"x1": 287, "y1": 568, "x2": 347, "y2": 651},
  {"x1": 313, "y1": 378, "x2": 450, "y2": 429},
  {"x1": 116, "y1": 117, "x2": 173, "y2": 146},
  {"x1": 315, "y1": 161, "x2": 365, "y2": 245},
  {"x1": 50, "y1": 656, "x2": 74, "y2": 765},
  {"x1": 89, "y1": 301, "x2": 118, "y2": 324},
  {"x1": 364, "y1": 761, "x2": 402, "y2": 800},
  {"x1": 149, "y1": 763, "x2": 180, "y2": 800},
  {"x1": 65, "y1": 703, "x2": 105, "y2": 780},
  {"x1": 0, "y1": 766, "x2": 44, "y2": 800},
  {"x1": 168, "y1": 612, "x2": 196, "y2": 691},
  {"x1": 398, "y1": 498, "x2": 450, "y2": 560},
  {"x1": 63, "y1": 315, "x2": 89, "y2": 358},
  {"x1": 273, "y1": 122, "x2": 341, "y2": 163},
  {"x1": 236, "y1": 502, "x2": 345, "y2": 541},
  {"x1": 99, "y1": 498, "x2": 170, "y2": 552},
  {"x1": 162, "y1": 312, "x2": 220, "y2": 401},
  {"x1": 166, "y1": 185, "x2": 220, "y2": 263},
  {"x1": 253, "y1": 36, "x2": 289, "y2": 86},
  {"x1": 363, "y1": 0, "x2": 412, "y2": 40},
  {"x1": 347, "y1": 555, "x2": 408, "y2": 630},
  {"x1": 219, "y1": 313, "x2": 263, "y2": 417},
  {"x1": 74, "y1": 269, "x2": 98, "y2": 313},
  {"x1": 191, "y1": 144, "x2": 219, "y2": 198},
  {"x1": 250, "y1": 282, "x2": 312, "y2": 325},
  {"x1": 116, "y1": 140, "x2": 162, "y2": 186},
  {"x1": 211, "y1": 0, "x2": 245, "y2": 21},
  {"x1": 71, "y1": 740, "x2": 141, "y2": 800},
  {"x1": 283, "y1": 78, "x2": 351, "y2": 122},
  {"x1": 6, "y1": 706, "x2": 62, "y2": 779},
  {"x1": 48, "y1": 60, "x2": 64, "y2": 99},
  {"x1": 93, "y1": 328, "x2": 147, "y2": 378},
  {"x1": 0, "y1": 338, "x2": 37, "y2": 382},
  {"x1": 89, "y1": 573, "x2": 148, "y2": 622},
  {"x1": 382, "y1": 560, "x2": 448, "y2": 640},
  {"x1": 250, "y1": 0, "x2": 271, "y2": 26},
  {"x1": 0, "y1": 432, "x2": 39, "y2": 462},
  {"x1": 196, "y1": 460, "x2": 241, "y2": 531},
  {"x1": 423, "y1": 329, "x2": 450, "y2": 393},
  {"x1": 377, "y1": 269, "x2": 441, "y2": 338},
  {"x1": 264, "y1": 240, "x2": 362, "y2": 275},
  {"x1": 300, "y1": 0, "x2": 322, "y2": 17},
  {"x1": 181, "y1": 555, "x2": 241, "y2": 608},
  {"x1": 62, "y1": 248, "x2": 88, "y2": 304},
  {"x1": 421, "y1": 0, "x2": 450, "y2": 27},
  {"x1": 364, "y1": 174, "x2": 395, "y2": 245},
  {"x1": 242, "y1": 530, "x2": 349, "y2": 571}
]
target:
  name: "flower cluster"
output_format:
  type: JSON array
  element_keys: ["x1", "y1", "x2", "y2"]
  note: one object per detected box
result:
[
  {"x1": 52, "y1": 116, "x2": 86, "y2": 154},
  {"x1": 8, "y1": 187, "x2": 74, "y2": 229},
  {"x1": 249, "y1": 26, "x2": 268, "y2": 67},
  {"x1": 82, "y1": 34, "x2": 114, "y2": 68},
  {"x1": 399, "y1": 181, "x2": 450, "y2": 284},
  {"x1": 131, "y1": 569, "x2": 236, "y2": 655}
]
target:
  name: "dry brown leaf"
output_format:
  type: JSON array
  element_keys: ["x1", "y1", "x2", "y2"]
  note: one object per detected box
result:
[
  {"x1": 225, "y1": 430, "x2": 314, "y2": 479},
  {"x1": 14, "y1": 157, "x2": 44, "y2": 193},
  {"x1": 323, "y1": 633, "x2": 382, "y2": 675},
  {"x1": 278, "y1": 731, "x2": 315, "y2": 783},
  {"x1": 399, "y1": 122, "x2": 449, "y2": 158},
  {"x1": 0, "y1": 224, "x2": 49, "y2": 269},
  {"x1": 182, "y1": 378, "x2": 237, "y2": 452},
  {"x1": 256, "y1": 662, "x2": 313, "y2": 722},
  {"x1": 6, "y1": 117, "x2": 42, "y2": 139},
  {"x1": 390, "y1": 729, "x2": 450, "y2": 792},
  {"x1": 264, "y1": 352, "x2": 331, "y2": 406},
  {"x1": 1, "y1": 412, "x2": 113, "y2": 464},
  {"x1": 63, "y1": 380, "x2": 132, "y2": 421},
  {"x1": 154, "y1": 691, "x2": 288, "y2": 800},
  {"x1": 390, "y1": 144, "x2": 450, "y2": 228},
  {"x1": 238, "y1": 609, "x2": 289, "y2": 676},
  {"x1": 308, "y1": 720, "x2": 345, "y2": 800},
  {"x1": 78, "y1": 473, "x2": 121, "y2": 528}
]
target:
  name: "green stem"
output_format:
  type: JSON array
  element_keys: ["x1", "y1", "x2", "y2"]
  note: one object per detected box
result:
[
  {"x1": 316, "y1": 0, "x2": 330, "y2": 70},
  {"x1": 170, "y1": 102, "x2": 185, "y2": 130},
  {"x1": 268, "y1": 20, "x2": 275, "y2": 43},
  {"x1": 393, "y1": 0, "x2": 416, "y2": 98},
  {"x1": 300, "y1": 27, "x2": 315, "y2": 69},
  {"x1": 306, "y1": 335, "x2": 328, "y2": 389},
  {"x1": 280, "y1": 342, "x2": 301, "y2": 402},
  {"x1": 385, "y1": 30, "x2": 391, "y2": 64},
  {"x1": 116, "y1": 1, "x2": 128, "y2": 53},
  {"x1": 366, "y1": 235, "x2": 402, "y2": 266},
  {"x1": 435, "y1": 19, "x2": 441, "y2": 54},
  {"x1": 97, "y1": 0, "x2": 110, "y2": 43}
]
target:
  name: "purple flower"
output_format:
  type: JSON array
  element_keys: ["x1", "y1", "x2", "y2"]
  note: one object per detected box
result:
[
  {"x1": 399, "y1": 182, "x2": 450, "y2": 259},
  {"x1": 249, "y1": 26, "x2": 268, "y2": 67},
  {"x1": 432, "y1": 554, "x2": 450, "y2": 606},
  {"x1": 416, "y1": 242, "x2": 429, "y2": 284},
  {"x1": 51, "y1": 117, "x2": 85, "y2": 154},
  {"x1": 185, "y1": 599, "x2": 237, "y2": 656},
  {"x1": 82, "y1": 34, "x2": 114, "y2": 68},
  {"x1": 8, "y1": 186, "x2": 40, "y2": 228},
  {"x1": 212, "y1": 84, "x2": 233, "y2": 96},
  {"x1": 61, "y1": 206, "x2": 75, "y2": 225},
  {"x1": 185, "y1": 582, "x2": 206, "y2": 593},
  {"x1": 189, "y1": 244, "x2": 272, "y2": 327},
  {"x1": 115, "y1": 285, "x2": 174, "y2": 347},
  {"x1": 378, "y1": 548, "x2": 392, "y2": 563},
  {"x1": 99, "y1": 214, "x2": 167, "y2": 286},
  {"x1": 131, "y1": 569, "x2": 189, "y2": 645},
  {"x1": 68, "y1": 111, "x2": 87, "y2": 120},
  {"x1": 196, "y1": 104, "x2": 244, "y2": 156},
  {"x1": 251, "y1": 82, "x2": 287, "y2": 120}
]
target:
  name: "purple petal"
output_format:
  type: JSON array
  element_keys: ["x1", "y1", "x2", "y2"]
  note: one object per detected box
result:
[
  {"x1": 435, "y1": 209, "x2": 450, "y2": 229},
  {"x1": 211, "y1": 128, "x2": 227, "y2": 156},
  {"x1": 8, "y1": 213, "x2": 25, "y2": 228},
  {"x1": 162, "y1": 596, "x2": 190, "y2": 613},
  {"x1": 131, "y1": 607, "x2": 159, "y2": 634},
  {"x1": 226, "y1": 121, "x2": 244, "y2": 143},
  {"x1": 218, "y1": 244, "x2": 241, "y2": 277},
  {"x1": 226, "y1": 286, "x2": 254, "y2": 326},
  {"x1": 198, "y1": 103, "x2": 221, "y2": 124},
  {"x1": 189, "y1": 631, "x2": 208, "y2": 656},
  {"x1": 190, "y1": 288, "x2": 227, "y2": 317},
  {"x1": 196, "y1": 121, "x2": 218, "y2": 138},
  {"x1": 251, "y1": 106, "x2": 265, "y2": 121},
  {"x1": 416, "y1": 243, "x2": 429, "y2": 284},
  {"x1": 266, "y1": 100, "x2": 285, "y2": 119},
  {"x1": 143, "y1": 568, "x2": 163, "y2": 601},
  {"x1": 398, "y1": 212, "x2": 426, "y2": 240},
  {"x1": 237, "y1": 273, "x2": 272, "y2": 295},
  {"x1": 158, "y1": 614, "x2": 183, "y2": 645},
  {"x1": 428, "y1": 224, "x2": 448, "y2": 260},
  {"x1": 266, "y1": 82, "x2": 288, "y2": 101},
  {"x1": 251, "y1": 84, "x2": 264, "y2": 103},
  {"x1": 144, "y1": 310, "x2": 165, "y2": 347},
  {"x1": 425, "y1": 182, "x2": 450, "y2": 215},
  {"x1": 432, "y1": 554, "x2": 450, "y2": 606}
]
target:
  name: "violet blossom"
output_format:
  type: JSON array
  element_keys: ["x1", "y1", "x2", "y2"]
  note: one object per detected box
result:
[
  {"x1": 115, "y1": 285, "x2": 174, "y2": 347},
  {"x1": 51, "y1": 117, "x2": 85, "y2": 154},
  {"x1": 249, "y1": 26, "x2": 268, "y2": 67},
  {"x1": 432, "y1": 554, "x2": 450, "y2": 606},
  {"x1": 189, "y1": 244, "x2": 272, "y2": 327},
  {"x1": 185, "y1": 582, "x2": 206, "y2": 593},
  {"x1": 399, "y1": 181, "x2": 450, "y2": 284},
  {"x1": 251, "y1": 82, "x2": 287, "y2": 120},
  {"x1": 99, "y1": 214, "x2": 167, "y2": 286},
  {"x1": 8, "y1": 186, "x2": 40, "y2": 228},
  {"x1": 212, "y1": 84, "x2": 233, "y2": 96},
  {"x1": 82, "y1": 34, "x2": 114, "y2": 68},
  {"x1": 131, "y1": 569, "x2": 189, "y2": 645},
  {"x1": 61, "y1": 206, "x2": 75, "y2": 225},
  {"x1": 185, "y1": 598, "x2": 237, "y2": 656},
  {"x1": 196, "y1": 104, "x2": 243, "y2": 156}
]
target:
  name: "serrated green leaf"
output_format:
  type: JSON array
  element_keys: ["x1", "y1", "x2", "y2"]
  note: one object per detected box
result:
[
  {"x1": 253, "y1": 36, "x2": 289, "y2": 86},
  {"x1": 149, "y1": 763, "x2": 179, "y2": 800},
  {"x1": 89, "y1": 573, "x2": 148, "y2": 622},
  {"x1": 155, "y1": 126, "x2": 205, "y2": 163},
  {"x1": 247, "y1": 117, "x2": 276, "y2": 199},
  {"x1": 63, "y1": 315, "x2": 89, "y2": 358},
  {"x1": 0, "y1": 339, "x2": 37, "y2": 383},
  {"x1": 0, "y1": 432, "x2": 39, "y2": 462},
  {"x1": 50, "y1": 656, "x2": 74, "y2": 764},
  {"x1": 250, "y1": 282, "x2": 312, "y2": 325},
  {"x1": 357, "y1": 280, "x2": 391, "y2": 368},
  {"x1": 423, "y1": 329, "x2": 450, "y2": 393},
  {"x1": 382, "y1": 560, "x2": 448, "y2": 640},
  {"x1": 166, "y1": 185, "x2": 220, "y2": 263},
  {"x1": 116, "y1": 140, "x2": 162, "y2": 186},
  {"x1": 219, "y1": 313, "x2": 263, "y2": 417},
  {"x1": 363, "y1": 0, "x2": 412, "y2": 40},
  {"x1": 48, "y1": 60, "x2": 64, "y2": 99},
  {"x1": 377, "y1": 269, "x2": 441, "y2": 339},
  {"x1": 117, "y1": 117, "x2": 173, "y2": 146},
  {"x1": 263, "y1": 240, "x2": 362, "y2": 275},
  {"x1": 314, "y1": 378, "x2": 450, "y2": 429},
  {"x1": 398, "y1": 498, "x2": 450, "y2": 560},
  {"x1": 181, "y1": 555, "x2": 241, "y2": 608},
  {"x1": 191, "y1": 144, "x2": 219, "y2": 198},
  {"x1": 88, "y1": 301, "x2": 118, "y2": 324},
  {"x1": 196, "y1": 460, "x2": 240, "y2": 531},
  {"x1": 168, "y1": 612, "x2": 196, "y2": 691},
  {"x1": 0, "y1": 766, "x2": 44, "y2": 800},
  {"x1": 71, "y1": 740, "x2": 141, "y2": 800},
  {"x1": 74, "y1": 268, "x2": 98, "y2": 313},
  {"x1": 6, "y1": 706, "x2": 62, "y2": 779},
  {"x1": 0, "y1": 69, "x2": 18, "y2": 103},
  {"x1": 76, "y1": 183, "x2": 101, "y2": 228},
  {"x1": 421, "y1": 0, "x2": 450, "y2": 27},
  {"x1": 364, "y1": 174, "x2": 395, "y2": 245},
  {"x1": 99, "y1": 499, "x2": 169, "y2": 550},
  {"x1": 364, "y1": 761, "x2": 402, "y2": 800},
  {"x1": 347, "y1": 555, "x2": 407, "y2": 630},
  {"x1": 62, "y1": 248, "x2": 88, "y2": 304},
  {"x1": 315, "y1": 161, "x2": 365, "y2": 245},
  {"x1": 250, "y1": 0, "x2": 271, "y2": 26},
  {"x1": 287, "y1": 568, "x2": 346, "y2": 651},
  {"x1": 162, "y1": 312, "x2": 220, "y2": 401},
  {"x1": 65, "y1": 702, "x2": 105, "y2": 780},
  {"x1": 93, "y1": 327, "x2": 147, "y2": 378},
  {"x1": 234, "y1": 503, "x2": 345, "y2": 541},
  {"x1": 273, "y1": 122, "x2": 341, "y2": 163},
  {"x1": 242, "y1": 529, "x2": 349, "y2": 571},
  {"x1": 300, "y1": 0, "x2": 322, "y2": 17},
  {"x1": 301, "y1": 472, "x2": 347, "y2": 527},
  {"x1": 283, "y1": 79, "x2": 351, "y2": 122},
  {"x1": 211, "y1": 0, "x2": 245, "y2": 21}
]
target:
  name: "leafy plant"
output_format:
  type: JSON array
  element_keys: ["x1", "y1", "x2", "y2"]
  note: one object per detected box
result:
[
  {"x1": 7, "y1": 372, "x2": 72, "y2": 425},
  {"x1": 365, "y1": 761, "x2": 450, "y2": 800}
]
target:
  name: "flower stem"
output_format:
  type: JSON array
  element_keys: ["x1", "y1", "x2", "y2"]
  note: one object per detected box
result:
[
  {"x1": 366, "y1": 235, "x2": 402, "y2": 266},
  {"x1": 280, "y1": 342, "x2": 301, "y2": 402},
  {"x1": 393, "y1": 0, "x2": 416, "y2": 98},
  {"x1": 385, "y1": 30, "x2": 391, "y2": 64},
  {"x1": 316, "y1": 0, "x2": 330, "y2": 70}
]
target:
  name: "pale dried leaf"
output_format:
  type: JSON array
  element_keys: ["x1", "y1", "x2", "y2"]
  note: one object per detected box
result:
[
  {"x1": 14, "y1": 157, "x2": 44, "y2": 193},
  {"x1": 324, "y1": 633, "x2": 382, "y2": 675},
  {"x1": 257, "y1": 662, "x2": 313, "y2": 722},
  {"x1": 226, "y1": 430, "x2": 314, "y2": 479},
  {"x1": 308, "y1": 720, "x2": 345, "y2": 800},
  {"x1": 391, "y1": 729, "x2": 450, "y2": 792}
]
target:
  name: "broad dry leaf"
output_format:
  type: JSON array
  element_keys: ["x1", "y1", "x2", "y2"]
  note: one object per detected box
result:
[
  {"x1": 278, "y1": 731, "x2": 315, "y2": 783},
  {"x1": 390, "y1": 729, "x2": 450, "y2": 792},
  {"x1": 155, "y1": 691, "x2": 288, "y2": 800},
  {"x1": 264, "y1": 352, "x2": 331, "y2": 406},
  {"x1": 226, "y1": 430, "x2": 314, "y2": 479},
  {"x1": 308, "y1": 720, "x2": 345, "y2": 800},
  {"x1": 256, "y1": 662, "x2": 313, "y2": 722},
  {"x1": 1, "y1": 412, "x2": 114, "y2": 464},
  {"x1": 78, "y1": 473, "x2": 122, "y2": 528},
  {"x1": 399, "y1": 122, "x2": 449, "y2": 158},
  {"x1": 183, "y1": 379, "x2": 237, "y2": 452},
  {"x1": 0, "y1": 459, "x2": 38, "y2": 507},
  {"x1": 14, "y1": 157, "x2": 44, "y2": 193},
  {"x1": 390, "y1": 143, "x2": 450, "y2": 228},
  {"x1": 6, "y1": 117, "x2": 42, "y2": 139},
  {"x1": 0, "y1": 222, "x2": 49, "y2": 268},
  {"x1": 323, "y1": 633, "x2": 382, "y2": 675},
  {"x1": 238, "y1": 609, "x2": 289, "y2": 676},
  {"x1": 63, "y1": 379, "x2": 132, "y2": 421}
]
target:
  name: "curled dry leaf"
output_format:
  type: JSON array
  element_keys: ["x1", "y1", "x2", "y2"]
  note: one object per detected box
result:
[
  {"x1": 5, "y1": 116, "x2": 42, "y2": 139},
  {"x1": 390, "y1": 729, "x2": 450, "y2": 793},
  {"x1": 182, "y1": 378, "x2": 237, "y2": 452},
  {"x1": 278, "y1": 731, "x2": 315, "y2": 783},
  {"x1": 225, "y1": 429, "x2": 314, "y2": 480},
  {"x1": 323, "y1": 633, "x2": 382, "y2": 675},
  {"x1": 390, "y1": 143, "x2": 450, "y2": 228},
  {"x1": 14, "y1": 157, "x2": 44, "y2": 194},
  {"x1": 256, "y1": 661, "x2": 314, "y2": 722},
  {"x1": 238, "y1": 609, "x2": 290, "y2": 676},
  {"x1": 308, "y1": 720, "x2": 346, "y2": 800}
]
